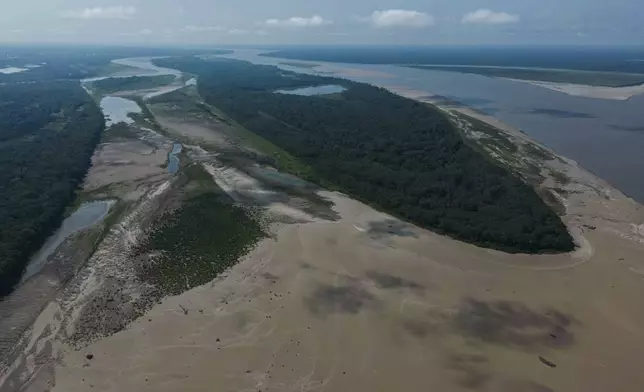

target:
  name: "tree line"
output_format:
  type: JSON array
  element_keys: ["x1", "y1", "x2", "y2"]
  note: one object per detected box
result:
[
  {"x1": 0, "y1": 81, "x2": 104, "y2": 296},
  {"x1": 155, "y1": 57, "x2": 574, "y2": 254}
]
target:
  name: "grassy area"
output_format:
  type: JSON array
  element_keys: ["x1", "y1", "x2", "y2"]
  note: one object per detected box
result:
[
  {"x1": 205, "y1": 104, "x2": 319, "y2": 182},
  {"x1": 523, "y1": 143, "x2": 556, "y2": 162},
  {"x1": 149, "y1": 87, "x2": 320, "y2": 184},
  {"x1": 448, "y1": 110, "x2": 546, "y2": 185},
  {"x1": 134, "y1": 165, "x2": 265, "y2": 296},
  {"x1": 408, "y1": 65, "x2": 644, "y2": 87},
  {"x1": 95, "y1": 62, "x2": 146, "y2": 77},
  {"x1": 100, "y1": 122, "x2": 143, "y2": 142}
]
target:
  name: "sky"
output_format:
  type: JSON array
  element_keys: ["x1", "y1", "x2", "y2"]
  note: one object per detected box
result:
[{"x1": 0, "y1": 0, "x2": 641, "y2": 46}]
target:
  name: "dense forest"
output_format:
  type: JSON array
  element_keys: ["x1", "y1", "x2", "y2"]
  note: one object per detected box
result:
[
  {"x1": 0, "y1": 82, "x2": 104, "y2": 296},
  {"x1": 262, "y1": 46, "x2": 644, "y2": 74},
  {"x1": 155, "y1": 57, "x2": 574, "y2": 253},
  {"x1": 90, "y1": 75, "x2": 177, "y2": 95},
  {"x1": 0, "y1": 46, "x2": 232, "y2": 83}
]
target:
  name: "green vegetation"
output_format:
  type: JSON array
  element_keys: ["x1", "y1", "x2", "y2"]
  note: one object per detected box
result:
[
  {"x1": 155, "y1": 57, "x2": 574, "y2": 254},
  {"x1": 148, "y1": 87, "x2": 317, "y2": 181},
  {"x1": 135, "y1": 165, "x2": 264, "y2": 295},
  {"x1": 408, "y1": 66, "x2": 644, "y2": 88},
  {"x1": 90, "y1": 75, "x2": 176, "y2": 96},
  {"x1": 0, "y1": 46, "x2": 233, "y2": 83},
  {"x1": 523, "y1": 143, "x2": 556, "y2": 162},
  {"x1": 0, "y1": 81, "x2": 105, "y2": 296}
]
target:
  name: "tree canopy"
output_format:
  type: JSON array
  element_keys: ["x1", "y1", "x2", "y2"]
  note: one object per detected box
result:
[
  {"x1": 0, "y1": 82, "x2": 104, "y2": 296},
  {"x1": 155, "y1": 57, "x2": 574, "y2": 254}
]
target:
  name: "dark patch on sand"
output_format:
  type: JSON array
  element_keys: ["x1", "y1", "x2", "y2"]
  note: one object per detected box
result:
[
  {"x1": 499, "y1": 380, "x2": 555, "y2": 392},
  {"x1": 447, "y1": 353, "x2": 556, "y2": 391},
  {"x1": 447, "y1": 353, "x2": 491, "y2": 390},
  {"x1": 365, "y1": 271, "x2": 423, "y2": 291},
  {"x1": 366, "y1": 219, "x2": 418, "y2": 239},
  {"x1": 304, "y1": 283, "x2": 378, "y2": 315},
  {"x1": 526, "y1": 108, "x2": 595, "y2": 119},
  {"x1": 452, "y1": 299, "x2": 576, "y2": 349},
  {"x1": 262, "y1": 272, "x2": 279, "y2": 281},
  {"x1": 401, "y1": 319, "x2": 437, "y2": 338}
]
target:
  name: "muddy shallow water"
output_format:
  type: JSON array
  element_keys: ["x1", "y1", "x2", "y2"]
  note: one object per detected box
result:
[{"x1": 22, "y1": 200, "x2": 113, "y2": 283}]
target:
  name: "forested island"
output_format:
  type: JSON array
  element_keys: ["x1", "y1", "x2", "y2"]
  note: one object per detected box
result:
[
  {"x1": 89, "y1": 75, "x2": 177, "y2": 96},
  {"x1": 155, "y1": 57, "x2": 574, "y2": 254},
  {"x1": 0, "y1": 82, "x2": 104, "y2": 296}
]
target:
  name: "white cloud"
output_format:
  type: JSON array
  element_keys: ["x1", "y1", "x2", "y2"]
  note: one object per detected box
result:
[
  {"x1": 461, "y1": 9, "x2": 520, "y2": 24},
  {"x1": 265, "y1": 15, "x2": 332, "y2": 28},
  {"x1": 369, "y1": 9, "x2": 434, "y2": 28},
  {"x1": 62, "y1": 5, "x2": 136, "y2": 20},
  {"x1": 227, "y1": 29, "x2": 249, "y2": 35},
  {"x1": 183, "y1": 25, "x2": 225, "y2": 32},
  {"x1": 139, "y1": 29, "x2": 153, "y2": 35}
]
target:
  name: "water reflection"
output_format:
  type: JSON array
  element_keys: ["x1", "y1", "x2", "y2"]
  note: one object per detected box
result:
[{"x1": 100, "y1": 96, "x2": 142, "y2": 126}]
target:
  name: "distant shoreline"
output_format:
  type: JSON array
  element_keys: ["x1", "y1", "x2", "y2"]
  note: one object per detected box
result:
[{"x1": 502, "y1": 78, "x2": 644, "y2": 100}]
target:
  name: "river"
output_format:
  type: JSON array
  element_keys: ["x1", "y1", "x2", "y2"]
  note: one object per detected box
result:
[
  {"x1": 22, "y1": 201, "x2": 113, "y2": 282},
  {"x1": 222, "y1": 49, "x2": 644, "y2": 204},
  {"x1": 23, "y1": 59, "x2": 184, "y2": 282}
]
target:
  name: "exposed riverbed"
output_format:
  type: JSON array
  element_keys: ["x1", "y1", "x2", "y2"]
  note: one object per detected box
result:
[{"x1": 22, "y1": 200, "x2": 113, "y2": 283}]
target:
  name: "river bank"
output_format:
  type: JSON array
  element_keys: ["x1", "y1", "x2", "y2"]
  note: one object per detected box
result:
[
  {"x1": 224, "y1": 49, "x2": 644, "y2": 204},
  {"x1": 2, "y1": 55, "x2": 644, "y2": 392},
  {"x1": 504, "y1": 78, "x2": 644, "y2": 101}
]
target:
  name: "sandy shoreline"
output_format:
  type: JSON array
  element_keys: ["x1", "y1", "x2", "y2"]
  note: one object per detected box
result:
[
  {"x1": 3, "y1": 68, "x2": 644, "y2": 392},
  {"x1": 503, "y1": 78, "x2": 644, "y2": 100}
]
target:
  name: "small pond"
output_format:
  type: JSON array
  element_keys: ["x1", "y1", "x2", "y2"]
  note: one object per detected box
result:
[
  {"x1": 168, "y1": 143, "x2": 183, "y2": 173},
  {"x1": 100, "y1": 96, "x2": 142, "y2": 126},
  {"x1": 275, "y1": 84, "x2": 346, "y2": 96}
]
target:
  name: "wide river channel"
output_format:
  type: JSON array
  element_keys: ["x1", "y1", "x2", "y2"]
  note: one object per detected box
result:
[{"x1": 223, "y1": 49, "x2": 644, "y2": 204}]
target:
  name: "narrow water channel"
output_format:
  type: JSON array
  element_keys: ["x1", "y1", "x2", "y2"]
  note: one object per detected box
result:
[{"x1": 22, "y1": 201, "x2": 113, "y2": 282}]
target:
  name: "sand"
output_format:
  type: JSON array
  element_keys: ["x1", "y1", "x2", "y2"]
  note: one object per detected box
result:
[
  {"x1": 3, "y1": 65, "x2": 644, "y2": 392},
  {"x1": 504, "y1": 79, "x2": 644, "y2": 101},
  {"x1": 23, "y1": 176, "x2": 644, "y2": 392}
]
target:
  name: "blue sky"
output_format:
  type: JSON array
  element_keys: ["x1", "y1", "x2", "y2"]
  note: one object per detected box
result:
[{"x1": 1, "y1": 0, "x2": 641, "y2": 45}]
